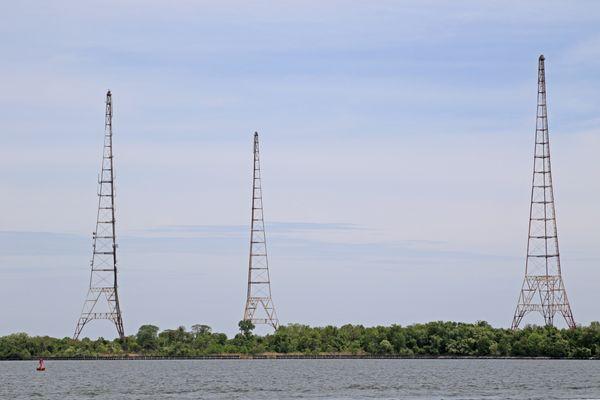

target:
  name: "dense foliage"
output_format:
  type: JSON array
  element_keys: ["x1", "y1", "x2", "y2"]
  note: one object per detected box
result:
[{"x1": 2, "y1": 321, "x2": 600, "y2": 359}]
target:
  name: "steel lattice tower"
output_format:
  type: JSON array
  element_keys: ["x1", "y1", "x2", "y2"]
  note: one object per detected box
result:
[
  {"x1": 243, "y1": 132, "x2": 279, "y2": 330},
  {"x1": 511, "y1": 55, "x2": 576, "y2": 330},
  {"x1": 74, "y1": 90, "x2": 125, "y2": 340}
]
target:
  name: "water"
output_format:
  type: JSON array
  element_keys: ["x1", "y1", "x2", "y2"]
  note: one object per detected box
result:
[{"x1": 1, "y1": 359, "x2": 599, "y2": 399}]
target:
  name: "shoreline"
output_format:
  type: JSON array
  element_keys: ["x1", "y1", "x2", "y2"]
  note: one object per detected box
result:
[{"x1": 2, "y1": 355, "x2": 598, "y2": 361}]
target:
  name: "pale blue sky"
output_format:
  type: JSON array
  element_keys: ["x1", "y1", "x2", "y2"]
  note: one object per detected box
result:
[{"x1": 1, "y1": 1, "x2": 600, "y2": 338}]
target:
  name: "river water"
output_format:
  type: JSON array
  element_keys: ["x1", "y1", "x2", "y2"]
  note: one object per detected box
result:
[{"x1": 1, "y1": 359, "x2": 598, "y2": 399}]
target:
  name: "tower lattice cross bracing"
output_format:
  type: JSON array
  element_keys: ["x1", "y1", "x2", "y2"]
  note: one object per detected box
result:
[
  {"x1": 243, "y1": 132, "x2": 279, "y2": 330},
  {"x1": 74, "y1": 90, "x2": 125, "y2": 340},
  {"x1": 511, "y1": 55, "x2": 576, "y2": 330}
]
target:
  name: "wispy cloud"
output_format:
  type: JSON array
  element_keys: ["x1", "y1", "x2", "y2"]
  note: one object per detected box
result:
[
  {"x1": 0, "y1": 231, "x2": 89, "y2": 256},
  {"x1": 0, "y1": 226, "x2": 505, "y2": 263},
  {"x1": 144, "y1": 222, "x2": 363, "y2": 236},
  {"x1": 562, "y1": 35, "x2": 600, "y2": 67}
]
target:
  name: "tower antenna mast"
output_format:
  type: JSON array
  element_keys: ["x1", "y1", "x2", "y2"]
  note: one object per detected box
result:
[
  {"x1": 511, "y1": 56, "x2": 576, "y2": 329},
  {"x1": 243, "y1": 132, "x2": 279, "y2": 330},
  {"x1": 74, "y1": 90, "x2": 125, "y2": 340}
]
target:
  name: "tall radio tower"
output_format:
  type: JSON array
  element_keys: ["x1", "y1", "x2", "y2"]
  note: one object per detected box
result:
[
  {"x1": 511, "y1": 55, "x2": 576, "y2": 330},
  {"x1": 243, "y1": 132, "x2": 279, "y2": 330},
  {"x1": 74, "y1": 90, "x2": 125, "y2": 340}
]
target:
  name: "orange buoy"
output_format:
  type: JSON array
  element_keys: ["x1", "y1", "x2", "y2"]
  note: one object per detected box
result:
[{"x1": 36, "y1": 358, "x2": 46, "y2": 371}]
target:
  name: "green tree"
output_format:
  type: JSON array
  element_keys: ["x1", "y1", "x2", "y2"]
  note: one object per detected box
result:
[
  {"x1": 238, "y1": 320, "x2": 256, "y2": 338},
  {"x1": 379, "y1": 339, "x2": 394, "y2": 354},
  {"x1": 191, "y1": 324, "x2": 212, "y2": 336},
  {"x1": 136, "y1": 325, "x2": 159, "y2": 351}
]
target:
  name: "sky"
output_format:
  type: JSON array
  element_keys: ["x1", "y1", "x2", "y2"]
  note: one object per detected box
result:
[{"x1": 1, "y1": 1, "x2": 600, "y2": 338}]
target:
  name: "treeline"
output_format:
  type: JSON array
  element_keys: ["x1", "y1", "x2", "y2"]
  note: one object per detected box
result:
[{"x1": 2, "y1": 321, "x2": 600, "y2": 359}]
